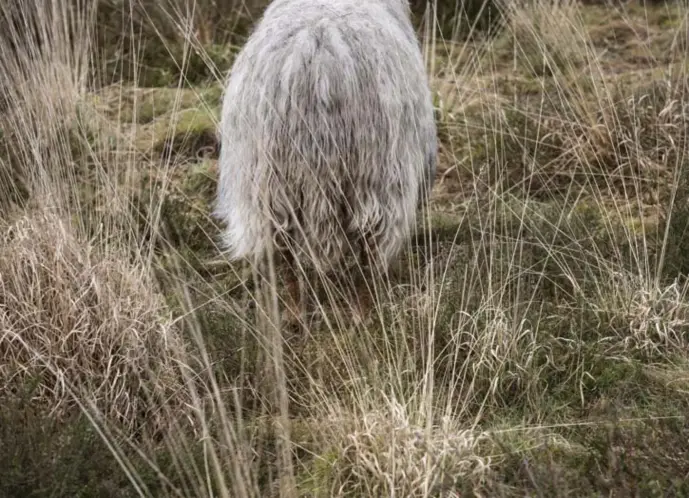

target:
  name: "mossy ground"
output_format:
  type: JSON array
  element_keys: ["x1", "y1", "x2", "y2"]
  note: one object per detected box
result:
[{"x1": 2, "y1": 0, "x2": 689, "y2": 496}]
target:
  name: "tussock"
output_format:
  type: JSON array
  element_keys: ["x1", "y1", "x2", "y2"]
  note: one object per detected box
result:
[
  {"x1": 0, "y1": 211, "x2": 189, "y2": 438},
  {"x1": 317, "y1": 401, "x2": 491, "y2": 497}
]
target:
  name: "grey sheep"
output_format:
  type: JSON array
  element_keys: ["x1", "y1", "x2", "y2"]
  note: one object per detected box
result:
[{"x1": 215, "y1": 0, "x2": 437, "y2": 325}]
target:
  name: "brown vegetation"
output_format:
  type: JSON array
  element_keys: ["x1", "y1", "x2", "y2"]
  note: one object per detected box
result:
[{"x1": 2, "y1": 0, "x2": 689, "y2": 496}]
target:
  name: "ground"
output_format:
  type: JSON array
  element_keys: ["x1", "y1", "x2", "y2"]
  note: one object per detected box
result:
[{"x1": 1, "y1": 0, "x2": 689, "y2": 496}]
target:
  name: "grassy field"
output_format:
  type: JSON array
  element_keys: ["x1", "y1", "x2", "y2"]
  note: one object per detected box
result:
[{"x1": 2, "y1": 0, "x2": 689, "y2": 496}]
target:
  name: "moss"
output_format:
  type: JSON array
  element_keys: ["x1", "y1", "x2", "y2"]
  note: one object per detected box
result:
[
  {"x1": 298, "y1": 449, "x2": 339, "y2": 498},
  {"x1": 586, "y1": 360, "x2": 646, "y2": 400},
  {"x1": 141, "y1": 158, "x2": 220, "y2": 256},
  {"x1": 102, "y1": 38, "x2": 238, "y2": 88},
  {"x1": 127, "y1": 86, "x2": 222, "y2": 125},
  {"x1": 153, "y1": 107, "x2": 219, "y2": 161}
]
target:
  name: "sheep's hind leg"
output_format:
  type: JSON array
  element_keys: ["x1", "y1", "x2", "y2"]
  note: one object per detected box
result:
[
  {"x1": 353, "y1": 237, "x2": 383, "y2": 326},
  {"x1": 280, "y1": 250, "x2": 306, "y2": 334}
]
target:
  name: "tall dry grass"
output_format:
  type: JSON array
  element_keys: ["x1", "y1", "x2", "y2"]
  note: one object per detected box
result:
[{"x1": 2, "y1": 0, "x2": 689, "y2": 496}]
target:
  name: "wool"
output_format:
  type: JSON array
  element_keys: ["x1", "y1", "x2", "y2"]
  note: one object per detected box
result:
[{"x1": 216, "y1": 0, "x2": 437, "y2": 273}]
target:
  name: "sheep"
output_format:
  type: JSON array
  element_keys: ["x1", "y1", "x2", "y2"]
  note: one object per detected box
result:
[{"x1": 215, "y1": 0, "x2": 437, "y2": 327}]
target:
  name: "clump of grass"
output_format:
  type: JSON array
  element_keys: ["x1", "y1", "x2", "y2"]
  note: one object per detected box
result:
[
  {"x1": 418, "y1": 0, "x2": 504, "y2": 41},
  {"x1": 304, "y1": 400, "x2": 491, "y2": 496},
  {"x1": 463, "y1": 7, "x2": 688, "y2": 209},
  {"x1": 497, "y1": 0, "x2": 590, "y2": 77},
  {"x1": 92, "y1": 0, "x2": 254, "y2": 87},
  {"x1": 587, "y1": 272, "x2": 689, "y2": 360},
  {"x1": 0, "y1": 210, "x2": 189, "y2": 439}
]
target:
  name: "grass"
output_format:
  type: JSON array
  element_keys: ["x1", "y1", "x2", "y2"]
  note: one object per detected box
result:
[{"x1": 2, "y1": 0, "x2": 689, "y2": 495}]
